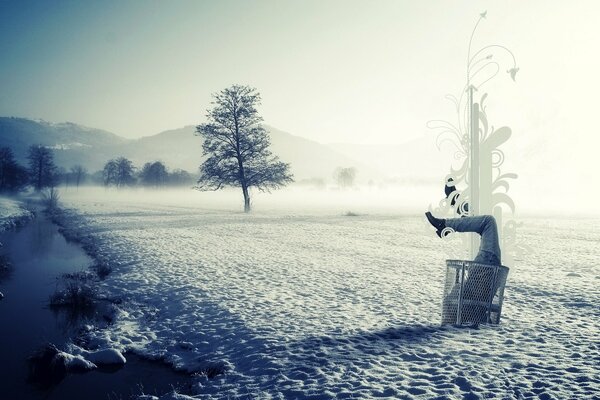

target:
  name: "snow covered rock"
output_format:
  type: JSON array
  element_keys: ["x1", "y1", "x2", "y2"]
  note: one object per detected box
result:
[
  {"x1": 84, "y1": 348, "x2": 127, "y2": 365},
  {"x1": 28, "y1": 344, "x2": 96, "y2": 384},
  {"x1": 69, "y1": 345, "x2": 127, "y2": 365},
  {"x1": 58, "y1": 352, "x2": 97, "y2": 371}
]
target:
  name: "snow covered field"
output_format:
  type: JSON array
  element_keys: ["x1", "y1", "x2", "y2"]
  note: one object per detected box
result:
[{"x1": 57, "y1": 188, "x2": 599, "y2": 399}]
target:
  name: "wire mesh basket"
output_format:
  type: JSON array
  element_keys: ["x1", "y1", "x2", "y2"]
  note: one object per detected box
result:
[{"x1": 441, "y1": 259, "x2": 509, "y2": 325}]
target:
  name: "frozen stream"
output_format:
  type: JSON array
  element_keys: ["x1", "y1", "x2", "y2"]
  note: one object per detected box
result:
[{"x1": 0, "y1": 212, "x2": 189, "y2": 399}]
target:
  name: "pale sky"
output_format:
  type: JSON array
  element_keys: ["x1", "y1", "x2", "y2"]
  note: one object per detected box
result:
[
  {"x1": 1, "y1": 0, "x2": 599, "y2": 211},
  {"x1": 0, "y1": 0, "x2": 597, "y2": 142}
]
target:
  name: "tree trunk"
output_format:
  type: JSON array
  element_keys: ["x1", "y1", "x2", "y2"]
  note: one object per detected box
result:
[{"x1": 242, "y1": 185, "x2": 251, "y2": 212}]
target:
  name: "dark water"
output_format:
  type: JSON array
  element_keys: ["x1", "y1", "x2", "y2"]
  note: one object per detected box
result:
[{"x1": 0, "y1": 214, "x2": 190, "y2": 399}]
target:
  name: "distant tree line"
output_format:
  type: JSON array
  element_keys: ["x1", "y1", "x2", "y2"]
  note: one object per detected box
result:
[
  {"x1": 100, "y1": 158, "x2": 194, "y2": 188},
  {"x1": 0, "y1": 145, "x2": 195, "y2": 194}
]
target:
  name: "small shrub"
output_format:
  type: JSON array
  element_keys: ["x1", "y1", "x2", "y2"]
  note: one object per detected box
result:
[
  {"x1": 344, "y1": 211, "x2": 360, "y2": 217},
  {"x1": 50, "y1": 272, "x2": 96, "y2": 308},
  {"x1": 42, "y1": 187, "x2": 60, "y2": 211}
]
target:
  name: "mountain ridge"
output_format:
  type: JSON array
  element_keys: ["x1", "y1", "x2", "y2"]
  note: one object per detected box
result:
[{"x1": 0, "y1": 117, "x2": 377, "y2": 181}]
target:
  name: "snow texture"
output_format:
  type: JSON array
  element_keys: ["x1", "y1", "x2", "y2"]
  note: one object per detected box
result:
[
  {"x1": 0, "y1": 197, "x2": 34, "y2": 233},
  {"x1": 58, "y1": 192, "x2": 600, "y2": 399}
]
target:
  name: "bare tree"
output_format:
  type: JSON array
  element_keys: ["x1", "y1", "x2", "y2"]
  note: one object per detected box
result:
[
  {"x1": 334, "y1": 167, "x2": 357, "y2": 188},
  {"x1": 0, "y1": 147, "x2": 28, "y2": 193},
  {"x1": 27, "y1": 145, "x2": 58, "y2": 191},
  {"x1": 195, "y1": 85, "x2": 293, "y2": 212},
  {"x1": 102, "y1": 157, "x2": 135, "y2": 187},
  {"x1": 115, "y1": 157, "x2": 136, "y2": 187},
  {"x1": 70, "y1": 165, "x2": 87, "y2": 189},
  {"x1": 102, "y1": 160, "x2": 118, "y2": 187},
  {"x1": 140, "y1": 161, "x2": 168, "y2": 187}
]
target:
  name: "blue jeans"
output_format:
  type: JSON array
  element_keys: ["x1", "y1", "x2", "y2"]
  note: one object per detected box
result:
[{"x1": 445, "y1": 215, "x2": 501, "y2": 266}]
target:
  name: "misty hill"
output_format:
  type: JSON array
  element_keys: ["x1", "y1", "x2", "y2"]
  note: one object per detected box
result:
[
  {"x1": 116, "y1": 126, "x2": 203, "y2": 172},
  {"x1": 0, "y1": 117, "x2": 376, "y2": 181},
  {"x1": 262, "y1": 125, "x2": 378, "y2": 182},
  {"x1": 119, "y1": 125, "x2": 378, "y2": 181},
  {"x1": 0, "y1": 117, "x2": 129, "y2": 169}
]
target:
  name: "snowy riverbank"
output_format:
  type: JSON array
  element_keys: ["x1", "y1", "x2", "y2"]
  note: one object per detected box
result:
[
  {"x1": 56, "y1": 189, "x2": 600, "y2": 399},
  {"x1": 0, "y1": 196, "x2": 34, "y2": 233}
]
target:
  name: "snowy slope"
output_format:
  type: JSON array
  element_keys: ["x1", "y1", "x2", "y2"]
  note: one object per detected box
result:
[
  {"x1": 0, "y1": 117, "x2": 129, "y2": 169},
  {"x1": 116, "y1": 125, "x2": 378, "y2": 180},
  {"x1": 58, "y1": 190, "x2": 599, "y2": 399}
]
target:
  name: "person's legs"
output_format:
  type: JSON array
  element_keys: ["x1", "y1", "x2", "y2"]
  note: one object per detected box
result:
[
  {"x1": 428, "y1": 213, "x2": 502, "y2": 324},
  {"x1": 447, "y1": 215, "x2": 501, "y2": 322},
  {"x1": 445, "y1": 215, "x2": 501, "y2": 265}
]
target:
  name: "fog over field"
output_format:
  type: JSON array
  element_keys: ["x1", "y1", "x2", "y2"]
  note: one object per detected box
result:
[
  {"x1": 55, "y1": 183, "x2": 588, "y2": 218},
  {"x1": 60, "y1": 185, "x2": 436, "y2": 215}
]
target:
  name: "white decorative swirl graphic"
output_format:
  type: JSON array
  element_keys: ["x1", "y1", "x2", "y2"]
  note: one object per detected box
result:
[
  {"x1": 441, "y1": 227, "x2": 456, "y2": 238},
  {"x1": 427, "y1": 11, "x2": 523, "y2": 267}
]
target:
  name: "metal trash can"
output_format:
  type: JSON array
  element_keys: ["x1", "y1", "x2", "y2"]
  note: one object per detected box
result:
[{"x1": 441, "y1": 259, "x2": 509, "y2": 325}]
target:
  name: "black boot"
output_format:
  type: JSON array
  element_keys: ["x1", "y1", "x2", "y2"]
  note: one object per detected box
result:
[{"x1": 425, "y1": 211, "x2": 446, "y2": 238}]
